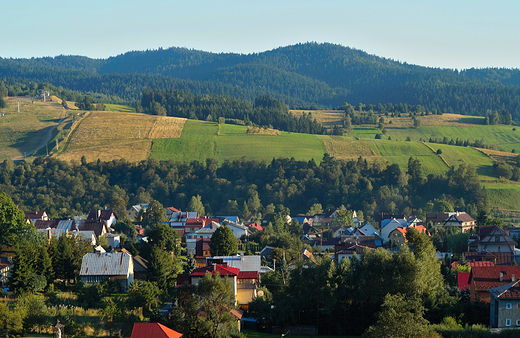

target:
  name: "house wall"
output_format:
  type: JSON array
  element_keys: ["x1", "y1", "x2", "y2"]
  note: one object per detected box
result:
[{"x1": 492, "y1": 299, "x2": 520, "y2": 329}]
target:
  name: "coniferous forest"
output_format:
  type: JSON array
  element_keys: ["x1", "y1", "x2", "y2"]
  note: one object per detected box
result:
[{"x1": 2, "y1": 43, "x2": 520, "y2": 119}]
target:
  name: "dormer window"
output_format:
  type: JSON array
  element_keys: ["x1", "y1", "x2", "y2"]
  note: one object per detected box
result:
[{"x1": 496, "y1": 236, "x2": 500, "y2": 242}]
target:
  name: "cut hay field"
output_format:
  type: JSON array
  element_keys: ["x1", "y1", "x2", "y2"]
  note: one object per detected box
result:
[
  {"x1": 319, "y1": 135, "x2": 378, "y2": 161},
  {"x1": 290, "y1": 109, "x2": 345, "y2": 128},
  {"x1": 0, "y1": 96, "x2": 65, "y2": 160},
  {"x1": 55, "y1": 111, "x2": 185, "y2": 163}
]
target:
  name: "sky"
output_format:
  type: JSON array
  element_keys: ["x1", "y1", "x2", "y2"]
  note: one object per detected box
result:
[{"x1": 1, "y1": 0, "x2": 519, "y2": 70}]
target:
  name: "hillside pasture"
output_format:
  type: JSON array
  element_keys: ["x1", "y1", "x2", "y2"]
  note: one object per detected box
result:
[
  {"x1": 290, "y1": 110, "x2": 345, "y2": 129},
  {"x1": 427, "y1": 143, "x2": 495, "y2": 179},
  {"x1": 104, "y1": 103, "x2": 134, "y2": 112},
  {"x1": 150, "y1": 120, "x2": 218, "y2": 162},
  {"x1": 151, "y1": 121, "x2": 327, "y2": 163},
  {"x1": 319, "y1": 135, "x2": 378, "y2": 161},
  {"x1": 484, "y1": 182, "x2": 520, "y2": 212},
  {"x1": 217, "y1": 125, "x2": 326, "y2": 163},
  {"x1": 148, "y1": 116, "x2": 186, "y2": 138},
  {"x1": 367, "y1": 140, "x2": 449, "y2": 176},
  {"x1": 55, "y1": 111, "x2": 184, "y2": 162},
  {"x1": 0, "y1": 96, "x2": 65, "y2": 160}
]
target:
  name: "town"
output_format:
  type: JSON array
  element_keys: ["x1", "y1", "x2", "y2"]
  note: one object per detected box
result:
[{"x1": 0, "y1": 189, "x2": 518, "y2": 337}]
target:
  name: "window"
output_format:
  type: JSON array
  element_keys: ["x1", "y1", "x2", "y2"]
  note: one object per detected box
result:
[
  {"x1": 506, "y1": 319, "x2": 511, "y2": 326},
  {"x1": 496, "y1": 236, "x2": 500, "y2": 242},
  {"x1": 516, "y1": 319, "x2": 520, "y2": 326},
  {"x1": 507, "y1": 303, "x2": 512, "y2": 309}
]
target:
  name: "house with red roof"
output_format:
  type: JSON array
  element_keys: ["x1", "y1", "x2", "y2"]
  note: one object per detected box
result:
[
  {"x1": 488, "y1": 280, "x2": 520, "y2": 329},
  {"x1": 468, "y1": 266, "x2": 520, "y2": 303},
  {"x1": 387, "y1": 224, "x2": 429, "y2": 248},
  {"x1": 177, "y1": 264, "x2": 258, "y2": 309},
  {"x1": 131, "y1": 322, "x2": 182, "y2": 338}
]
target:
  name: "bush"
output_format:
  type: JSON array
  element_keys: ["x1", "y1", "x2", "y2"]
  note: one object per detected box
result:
[{"x1": 437, "y1": 149, "x2": 442, "y2": 154}]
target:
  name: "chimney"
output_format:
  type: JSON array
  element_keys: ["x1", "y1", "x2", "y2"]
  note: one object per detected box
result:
[
  {"x1": 500, "y1": 272, "x2": 504, "y2": 281},
  {"x1": 513, "y1": 274, "x2": 516, "y2": 282}
]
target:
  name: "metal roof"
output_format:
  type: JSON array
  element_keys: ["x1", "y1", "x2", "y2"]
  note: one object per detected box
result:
[{"x1": 80, "y1": 252, "x2": 133, "y2": 276}]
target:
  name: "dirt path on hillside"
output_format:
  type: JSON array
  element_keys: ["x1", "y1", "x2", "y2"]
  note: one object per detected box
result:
[{"x1": 14, "y1": 112, "x2": 67, "y2": 160}]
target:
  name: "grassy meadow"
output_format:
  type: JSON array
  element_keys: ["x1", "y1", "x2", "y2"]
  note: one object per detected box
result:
[
  {"x1": 5, "y1": 99, "x2": 520, "y2": 211},
  {"x1": 0, "y1": 96, "x2": 65, "y2": 160}
]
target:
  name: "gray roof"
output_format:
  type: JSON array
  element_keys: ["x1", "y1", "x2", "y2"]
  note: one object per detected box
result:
[
  {"x1": 80, "y1": 252, "x2": 133, "y2": 276},
  {"x1": 488, "y1": 280, "x2": 520, "y2": 299},
  {"x1": 57, "y1": 220, "x2": 75, "y2": 231}
]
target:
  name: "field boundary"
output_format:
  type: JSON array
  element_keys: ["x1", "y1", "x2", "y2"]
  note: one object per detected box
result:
[
  {"x1": 57, "y1": 112, "x2": 91, "y2": 154},
  {"x1": 422, "y1": 142, "x2": 451, "y2": 168}
]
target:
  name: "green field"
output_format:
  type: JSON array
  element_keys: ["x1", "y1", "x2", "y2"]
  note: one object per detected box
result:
[
  {"x1": 104, "y1": 103, "x2": 134, "y2": 112},
  {"x1": 484, "y1": 182, "x2": 520, "y2": 212},
  {"x1": 367, "y1": 140, "x2": 448, "y2": 176},
  {"x1": 151, "y1": 122, "x2": 327, "y2": 163},
  {"x1": 151, "y1": 120, "x2": 218, "y2": 162},
  {"x1": 430, "y1": 143, "x2": 495, "y2": 179}
]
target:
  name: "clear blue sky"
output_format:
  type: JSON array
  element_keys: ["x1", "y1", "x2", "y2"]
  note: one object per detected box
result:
[{"x1": 2, "y1": 0, "x2": 518, "y2": 70}]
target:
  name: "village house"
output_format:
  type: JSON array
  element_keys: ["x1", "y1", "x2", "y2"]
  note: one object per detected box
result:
[
  {"x1": 79, "y1": 252, "x2": 134, "y2": 290},
  {"x1": 335, "y1": 243, "x2": 376, "y2": 263},
  {"x1": 443, "y1": 212, "x2": 476, "y2": 232},
  {"x1": 23, "y1": 210, "x2": 48, "y2": 224},
  {"x1": 388, "y1": 224, "x2": 429, "y2": 247},
  {"x1": 87, "y1": 209, "x2": 117, "y2": 228},
  {"x1": 468, "y1": 265, "x2": 520, "y2": 303},
  {"x1": 131, "y1": 322, "x2": 182, "y2": 338},
  {"x1": 194, "y1": 238, "x2": 212, "y2": 268},
  {"x1": 185, "y1": 221, "x2": 220, "y2": 254},
  {"x1": 127, "y1": 203, "x2": 149, "y2": 220},
  {"x1": 468, "y1": 225, "x2": 517, "y2": 254},
  {"x1": 488, "y1": 280, "x2": 520, "y2": 329}
]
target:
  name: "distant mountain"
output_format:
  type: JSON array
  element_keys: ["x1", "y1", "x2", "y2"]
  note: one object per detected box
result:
[{"x1": 1, "y1": 42, "x2": 520, "y2": 119}]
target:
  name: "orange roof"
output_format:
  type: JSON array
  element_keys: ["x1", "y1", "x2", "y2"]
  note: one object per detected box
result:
[{"x1": 131, "y1": 322, "x2": 182, "y2": 338}]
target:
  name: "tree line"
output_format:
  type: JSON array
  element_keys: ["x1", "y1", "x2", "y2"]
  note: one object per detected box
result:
[{"x1": 0, "y1": 153, "x2": 487, "y2": 224}]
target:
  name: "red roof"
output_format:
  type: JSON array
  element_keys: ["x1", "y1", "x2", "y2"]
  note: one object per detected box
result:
[
  {"x1": 469, "y1": 261, "x2": 495, "y2": 268},
  {"x1": 248, "y1": 223, "x2": 263, "y2": 231},
  {"x1": 470, "y1": 266, "x2": 520, "y2": 291},
  {"x1": 190, "y1": 264, "x2": 240, "y2": 277},
  {"x1": 458, "y1": 272, "x2": 470, "y2": 291},
  {"x1": 185, "y1": 217, "x2": 220, "y2": 228},
  {"x1": 238, "y1": 271, "x2": 259, "y2": 279},
  {"x1": 131, "y1": 322, "x2": 182, "y2": 338}
]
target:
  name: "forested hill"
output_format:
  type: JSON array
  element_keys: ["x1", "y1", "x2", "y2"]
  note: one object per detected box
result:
[{"x1": 2, "y1": 42, "x2": 520, "y2": 118}]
